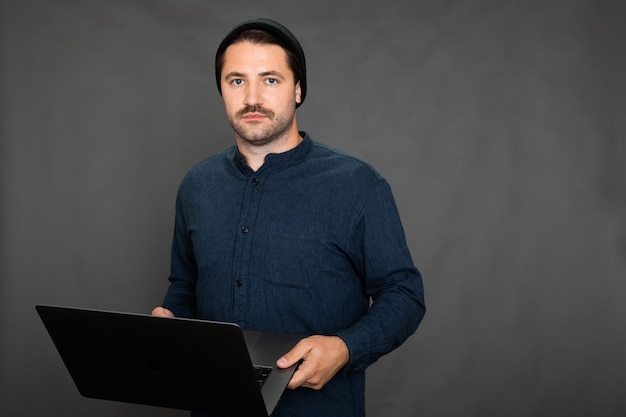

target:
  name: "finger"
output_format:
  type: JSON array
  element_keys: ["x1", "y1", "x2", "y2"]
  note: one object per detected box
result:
[
  {"x1": 284, "y1": 349, "x2": 324, "y2": 390},
  {"x1": 151, "y1": 307, "x2": 174, "y2": 317},
  {"x1": 276, "y1": 338, "x2": 310, "y2": 368},
  {"x1": 286, "y1": 361, "x2": 310, "y2": 389}
]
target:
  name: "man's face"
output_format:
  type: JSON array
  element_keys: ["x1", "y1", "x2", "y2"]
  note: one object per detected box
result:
[{"x1": 221, "y1": 41, "x2": 302, "y2": 147}]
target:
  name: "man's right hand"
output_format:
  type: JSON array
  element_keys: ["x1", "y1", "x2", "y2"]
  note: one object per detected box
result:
[{"x1": 151, "y1": 307, "x2": 175, "y2": 317}]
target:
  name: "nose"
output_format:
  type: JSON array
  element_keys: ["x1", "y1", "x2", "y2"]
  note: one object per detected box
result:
[{"x1": 243, "y1": 82, "x2": 262, "y2": 106}]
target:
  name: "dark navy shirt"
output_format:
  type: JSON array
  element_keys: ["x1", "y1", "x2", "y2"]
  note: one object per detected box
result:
[{"x1": 162, "y1": 132, "x2": 425, "y2": 417}]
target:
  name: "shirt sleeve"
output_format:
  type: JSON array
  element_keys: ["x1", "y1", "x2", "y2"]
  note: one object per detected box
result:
[
  {"x1": 161, "y1": 190, "x2": 198, "y2": 318},
  {"x1": 334, "y1": 179, "x2": 426, "y2": 371}
]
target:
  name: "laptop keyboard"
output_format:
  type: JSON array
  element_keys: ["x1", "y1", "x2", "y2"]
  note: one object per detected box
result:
[{"x1": 253, "y1": 365, "x2": 273, "y2": 388}]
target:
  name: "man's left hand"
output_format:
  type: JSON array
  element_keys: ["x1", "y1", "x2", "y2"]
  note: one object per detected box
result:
[{"x1": 276, "y1": 335, "x2": 349, "y2": 390}]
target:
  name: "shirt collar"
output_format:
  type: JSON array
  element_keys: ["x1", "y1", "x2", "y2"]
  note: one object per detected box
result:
[{"x1": 234, "y1": 131, "x2": 312, "y2": 174}]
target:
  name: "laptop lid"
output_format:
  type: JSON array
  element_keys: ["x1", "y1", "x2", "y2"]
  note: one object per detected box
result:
[{"x1": 35, "y1": 304, "x2": 301, "y2": 417}]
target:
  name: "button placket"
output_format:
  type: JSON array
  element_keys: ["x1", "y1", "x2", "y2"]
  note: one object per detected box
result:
[{"x1": 230, "y1": 174, "x2": 264, "y2": 324}]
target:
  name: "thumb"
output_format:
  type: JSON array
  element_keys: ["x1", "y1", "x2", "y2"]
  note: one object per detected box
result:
[
  {"x1": 151, "y1": 307, "x2": 174, "y2": 317},
  {"x1": 277, "y1": 339, "x2": 308, "y2": 368}
]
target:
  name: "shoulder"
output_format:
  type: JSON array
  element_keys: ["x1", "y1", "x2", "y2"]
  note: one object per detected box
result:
[
  {"x1": 307, "y1": 139, "x2": 384, "y2": 184},
  {"x1": 303, "y1": 137, "x2": 398, "y2": 222},
  {"x1": 178, "y1": 146, "x2": 239, "y2": 191},
  {"x1": 187, "y1": 146, "x2": 236, "y2": 174}
]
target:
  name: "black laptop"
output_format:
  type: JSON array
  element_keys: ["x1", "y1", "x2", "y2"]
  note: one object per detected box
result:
[{"x1": 36, "y1": 304, "x2": 301, "y2": 417}]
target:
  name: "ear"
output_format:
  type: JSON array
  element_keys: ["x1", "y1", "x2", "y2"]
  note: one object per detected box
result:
[{"x1": 295, "y1": 81, "x2": 302, "y2": 105}]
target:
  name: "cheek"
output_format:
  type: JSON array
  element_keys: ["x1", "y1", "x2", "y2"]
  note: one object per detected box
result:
[{"x1": 222, "y1": 94, "x2": 240, "y2": 115}]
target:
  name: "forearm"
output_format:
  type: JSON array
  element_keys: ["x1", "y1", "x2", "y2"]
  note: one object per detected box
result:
[
  {"x1": 161, "y1": 278, "x2": 197, "y2": 318},
  {"x1": 335, "y1": 268, "x2": 425, "y2": 371}
]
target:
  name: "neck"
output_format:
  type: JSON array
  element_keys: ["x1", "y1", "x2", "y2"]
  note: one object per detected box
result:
[{"x1": 236, "y1": 121, "x2": 302, "y2": 172}]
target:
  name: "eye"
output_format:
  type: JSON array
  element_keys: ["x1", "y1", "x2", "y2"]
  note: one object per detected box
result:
[
  {"x1": 266, "y1": 78, "x2": 278, "y2": 85},
  {"x1": 231, "y1": 79, "x2": 244, "y2": 86}
]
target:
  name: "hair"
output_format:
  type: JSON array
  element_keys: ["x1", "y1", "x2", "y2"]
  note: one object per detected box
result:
[{"x1": 215, "y1": 29, "x2": 302, "y2": 87}]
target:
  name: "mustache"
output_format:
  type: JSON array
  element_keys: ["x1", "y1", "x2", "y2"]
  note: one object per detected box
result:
[{"x1": 236, "y1": 105, "x2": 275, "y2": 119}]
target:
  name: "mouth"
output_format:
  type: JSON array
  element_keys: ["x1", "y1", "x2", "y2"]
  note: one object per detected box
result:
[
  {"x1": 241, "y1": 112, "x2": 268, "y2": 121},
  {"x1": 237, "y1": 105, "x2": 274, "y2": 121}
]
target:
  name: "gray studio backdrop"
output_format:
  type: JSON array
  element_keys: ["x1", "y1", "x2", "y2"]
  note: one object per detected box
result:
[{"x1": 1, "y1": 1, "x2": 625, "y2": 416}]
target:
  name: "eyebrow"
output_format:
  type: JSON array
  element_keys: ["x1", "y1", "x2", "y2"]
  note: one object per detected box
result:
[
  {"x1": 259, "y1": 71, "x2": 286, "y2": 80},
  {"x1": 224, "y1": 71, "x2": 246, "y2": 80},
  {"x1": 224, "y1": 70, "x2": 286, "y2": 80}
]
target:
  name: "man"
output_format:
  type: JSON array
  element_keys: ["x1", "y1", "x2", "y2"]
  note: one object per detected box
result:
[{"x1": 152, "y1": 18, "x2": 425, "y2": 417}]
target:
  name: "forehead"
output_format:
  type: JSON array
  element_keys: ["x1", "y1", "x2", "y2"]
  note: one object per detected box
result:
[{"x1": 222, "y1": 41, "x2": 293, "y2": 76}]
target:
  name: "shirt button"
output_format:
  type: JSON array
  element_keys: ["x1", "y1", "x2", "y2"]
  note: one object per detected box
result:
[
  {"x1": 241, "y1": 226, "x2": 249, "y2": 234},
  {"x1": 252, "y1": 178, "x2": 260, "y2": 186},
  {"x1": 235, "y1": 279, "x2": 243, "y2": 287}
]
